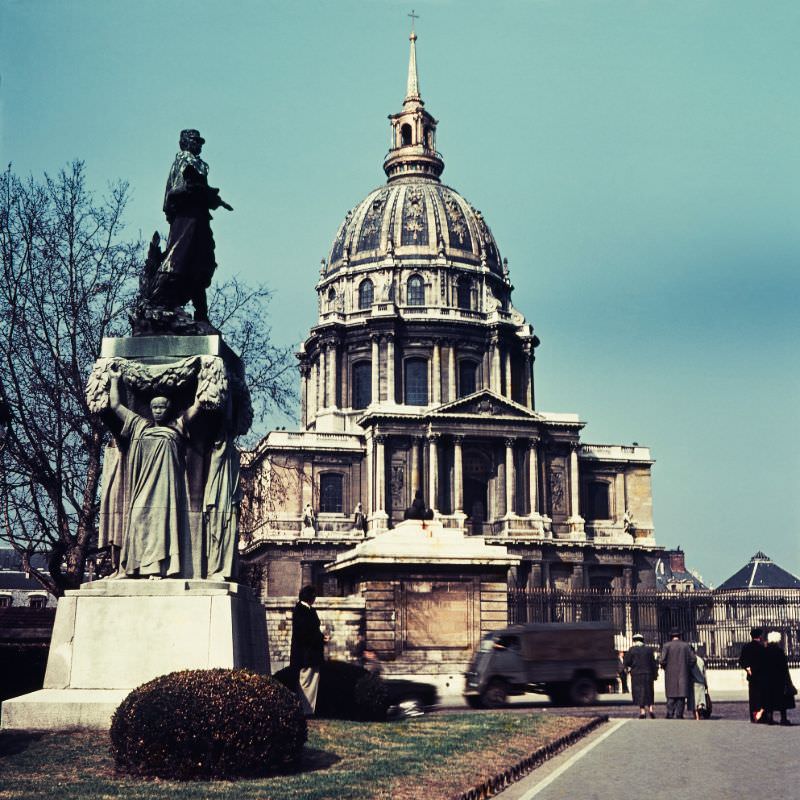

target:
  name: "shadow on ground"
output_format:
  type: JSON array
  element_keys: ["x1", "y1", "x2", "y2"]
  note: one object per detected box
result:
[{"x1": 0, "y1": 730, "x2": 47, "y2": 757}]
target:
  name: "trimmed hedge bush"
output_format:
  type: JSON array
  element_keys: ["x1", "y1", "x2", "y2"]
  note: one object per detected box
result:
[
  {"x1": 110, "y1": 668, "x2": 306, "y2": 780},
  {"x1": 274, "y1": 660, "x2": 389, "y2": 721}
]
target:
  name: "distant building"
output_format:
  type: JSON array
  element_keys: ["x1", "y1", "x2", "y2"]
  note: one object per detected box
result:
[
  {"x1": 709, "y1": 552, "x2": 800, "y2": 663},
  {"x1": 0, "y1": 551, "x2": 56, "y2": 609},
  {"x1": 655, "y1": 548, "x2": 707, "y2": 592}
]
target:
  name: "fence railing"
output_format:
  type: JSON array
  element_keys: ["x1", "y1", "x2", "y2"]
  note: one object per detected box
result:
[{"x1": 508, "y1": 588, "x2": 800, "y2": 668}]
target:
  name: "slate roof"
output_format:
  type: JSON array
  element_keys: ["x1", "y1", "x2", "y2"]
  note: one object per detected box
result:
[
  {"x1": 716, "y1": 551, "x2": 800, "y2": 591},
  {"x1": 655, "y1": 555, "x2": 708, "y2": 591}
]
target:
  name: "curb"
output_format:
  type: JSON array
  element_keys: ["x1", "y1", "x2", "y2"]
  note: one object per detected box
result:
[{"x1": 454, "y1": 715, "x2": 609, "y2": 800}]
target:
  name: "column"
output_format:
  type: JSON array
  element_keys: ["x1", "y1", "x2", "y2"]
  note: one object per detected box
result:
[
  {"x1": 386, "y1": 334, "x2": 395, "y2": 404},
  {"x1": 428, "y1": 433, "x2": 439, "y2": 512},
  {"x1": 299, "y1": 364, "x2": 309, "y2": 427},
  {"x1": 504, "y1": 349, "x2": 512, "y2": 399},
  {"x1": 320, "y1": 347, "x2": 328, "y2": 408},
  {"x1": 371, "y1": 335, "x2": 379, "y2": 406},
  {"x1": 410, "y1": 436, "x2": 421, "y2": 496},
  {"x1": 567, "y1": 442, "x2": 585, "y2": 528},
  {"x1": 375, "y1": 434, "x2": 386, "y2": 513},
  {"x1": 490, "y1": 334, "x2": 501, "y2": 392},
  {"x1": 432, "y1": 340, "x2": 441, "y2": 404},
  {"x1": 328, "y1": 340, "x2": 338, "y2": 409},
  {"x1": 365, "y1": 434, "x2": 374, "y2": 517},
  {"x1": 453, "y1": 435, "x2": 464, "y2": 513},
  {"x1": 447, "y1": 342, "x2": 456, "y2": 402},
  {"x1": 523, "y1": 342, "x2": 534, "y2": 409},
  {"x1": 504, "y1": 437, "x2": 515, "y2": 517},
  {"x1": 527, "y1": 439, "x2": 539, "y2": 515}
]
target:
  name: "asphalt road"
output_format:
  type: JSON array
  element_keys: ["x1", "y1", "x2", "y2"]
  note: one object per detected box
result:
[{"x1": 497, "y1": 717, "x2": 800, "y2": 800}]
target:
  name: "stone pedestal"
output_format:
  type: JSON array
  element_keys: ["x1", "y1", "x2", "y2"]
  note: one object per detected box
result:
[
  {"x1": 1, "y1": 579, "x2": 268, "y2": 730},
  {"x1": 327, "y1": 519, "x2": 519, "y2": 674}
]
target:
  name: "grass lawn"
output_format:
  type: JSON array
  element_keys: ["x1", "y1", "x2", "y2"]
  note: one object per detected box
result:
[{"x1": 0, "y1": 712, "x2": 595, "y2": 800}]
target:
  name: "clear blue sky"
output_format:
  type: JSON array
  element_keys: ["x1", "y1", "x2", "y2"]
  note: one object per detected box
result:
[{"x1": 2, "y1": 0, "x2": 798, "y2": 586}]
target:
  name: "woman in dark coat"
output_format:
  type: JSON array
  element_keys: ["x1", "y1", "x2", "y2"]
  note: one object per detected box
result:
[
  {"x1": 762, "y1": 631, "x2": 796, "y2": 725},
  {"x1": 623, "y1": 633, "x2": 659, "y2": 719}
]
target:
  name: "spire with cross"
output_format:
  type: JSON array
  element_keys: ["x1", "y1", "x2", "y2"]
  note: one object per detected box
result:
[{"x1": 405, "y1": 10, "x2": 421, "y2": 103}]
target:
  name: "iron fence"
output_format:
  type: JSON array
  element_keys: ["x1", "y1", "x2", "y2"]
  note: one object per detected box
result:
[{"x1": 508, "y1": 588, "x2": 800, "y2": 668}]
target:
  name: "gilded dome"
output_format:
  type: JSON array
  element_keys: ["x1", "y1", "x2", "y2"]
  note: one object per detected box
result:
[{"x1": 325, "y1": 180, "x2": 503, "y2": 277}]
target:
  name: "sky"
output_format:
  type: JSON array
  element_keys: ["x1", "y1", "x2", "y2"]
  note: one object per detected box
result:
[{"x1": 1, "y1": 0, "x2": 798, "y2": 586}]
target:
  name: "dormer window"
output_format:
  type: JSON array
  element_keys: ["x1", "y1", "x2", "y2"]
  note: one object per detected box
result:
[
  {"x1": 358, "y1": 279, "x2": 374, "y2": 309},
  {"x1": 457, "y1": 278, "x2": 472, "y2": 310},
  {"x1": 407, "y1": 275, "x2": 425, "y2": 306}
]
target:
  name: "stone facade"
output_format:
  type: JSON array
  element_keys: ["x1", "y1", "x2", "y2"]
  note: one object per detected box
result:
[{"x1": 239, "y1": 30, "x2": 665, "y2": 668}]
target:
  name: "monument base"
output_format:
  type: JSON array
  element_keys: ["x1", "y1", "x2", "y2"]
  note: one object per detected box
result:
[{"x1": 1, "y1": 579, "x2": 268, "y2": 730}]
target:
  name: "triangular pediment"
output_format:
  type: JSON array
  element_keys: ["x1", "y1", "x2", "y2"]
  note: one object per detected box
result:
[{"x1": 432, "y1": 390, "x2": 541, "y2": 419}]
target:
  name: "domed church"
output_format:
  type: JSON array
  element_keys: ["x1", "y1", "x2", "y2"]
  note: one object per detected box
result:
[{"x1": 241, "y1": 29, "x2": 664, "y2": 608}]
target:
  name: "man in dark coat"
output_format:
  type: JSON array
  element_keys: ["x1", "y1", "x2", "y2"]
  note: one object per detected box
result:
[
  {"x1": 623, "y1": 633, "x2": 659, "y2": 718},
  {"x1": 290, "y1": 585, "x2": 326, "y2": 715},
  {"x1": 739, "y1": 627, "x2": 766, "y2": 722},
  {"x1": 659, "y1": 627, "x2": 696, "y2": 719}
]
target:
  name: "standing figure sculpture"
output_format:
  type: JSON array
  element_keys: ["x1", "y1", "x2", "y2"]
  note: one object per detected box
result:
[
  {"x1": 148, "y1": 129, "x2": 233, "y2": 323},
  {"x1": 107, "y1": 364, "x2": 198, "y2": 578}
]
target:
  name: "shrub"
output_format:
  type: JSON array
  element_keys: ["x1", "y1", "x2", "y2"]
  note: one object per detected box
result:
[
  {"x1": 274, "y1": 660, "x2": 389, "y2": 721},
  {"x1": 110, "y1": 668, "x2": 306, "y2": 780}
]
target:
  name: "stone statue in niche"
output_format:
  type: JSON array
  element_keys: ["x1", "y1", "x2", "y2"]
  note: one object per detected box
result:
[
  {"x1": 131, "y1": 129, "x2": 233, "y2": 336},
  {"x1": 87, "y1": 353, "x2": 250, "y2": 580}
]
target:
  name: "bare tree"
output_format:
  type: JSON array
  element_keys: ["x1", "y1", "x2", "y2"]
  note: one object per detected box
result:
[{"x1": 0, "y1": 162, "x2": 295, "y2": 595}]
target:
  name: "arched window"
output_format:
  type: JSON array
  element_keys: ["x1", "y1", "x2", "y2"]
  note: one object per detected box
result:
[
  {"x1": 319, "y1": 473, "x2": 344, "y2": 513},
  {"x1": 458, "y1": 360, "x2": 478, "y2": 397},
  {"x1": 352, "y1": 361, "x2": 372, "y2": 409},
  {"x1": 358, "y1": 279, "x2": 374, "y2": 309},
  {"x1": 456, "y1": 278, "x2": 472, "y2": 310},
  {"x1": 327, "y1": 287, "x2": 336, "y2": 304},
  {"x1": 404, "y1": 358, "x2": 428, "y2": 405},
  {"x1": 406, "y1": 274, "x2": 425, "y2": 306},
  {"x1": 401, "y1": 123, "x2": 413, "y2": 146}
]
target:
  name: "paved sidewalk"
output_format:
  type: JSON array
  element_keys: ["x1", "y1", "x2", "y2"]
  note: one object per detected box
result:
[{"x1": 500, "y1": 717, "x2": 799, "y2": 800}]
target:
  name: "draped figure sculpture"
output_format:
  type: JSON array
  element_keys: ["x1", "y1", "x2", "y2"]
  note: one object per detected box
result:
[{"x1": 106, "y1": 363, "x2": 199, "y2": 578}]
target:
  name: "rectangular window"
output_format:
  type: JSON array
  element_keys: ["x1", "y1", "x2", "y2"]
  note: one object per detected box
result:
[
  {"x1": 404, "y1": 358, "x2": 429, "y2": 405},
  {"x1": 320, "y1": 473, "x2": 344, "y2": 513}
]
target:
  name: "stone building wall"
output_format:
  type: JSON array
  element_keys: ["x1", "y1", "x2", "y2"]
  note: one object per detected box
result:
[{"x1": 263, "y1": 595, "x2": 366, "y2": 672}]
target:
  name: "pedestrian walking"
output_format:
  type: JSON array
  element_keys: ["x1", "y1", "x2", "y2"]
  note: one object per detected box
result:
[
  {"x1": 739, "y1": 627, "x2": 766, "y2": 722},
  {"x1": 689, "y1": 647, "x2": 708, "y2": 720},
  {"x1": 660, "y1": 627, "x2": 696, "y2": 719},
  {"x1": 623, "y1": 633, "x2": 658, "y2": 718},
  {"x1": 761, "y1": 631, "x2": 796, "y2": 726},
  {"x1": 290, "y1": 585, "x2": 328, "y2": 716},
  {"x1": 617, "y1": 650, "x2": 629, "y2": 693}
]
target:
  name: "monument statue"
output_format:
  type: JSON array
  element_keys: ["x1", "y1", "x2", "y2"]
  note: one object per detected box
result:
[
  {"x1": 132, "y1": 128, "x2": 233, "y2": 335},
  {"x1": 89, "y1": 353, "x2": 250, "y2": 581},
  {"x1": 106, "y1": 364, "x2": 194, "y2": 578}
]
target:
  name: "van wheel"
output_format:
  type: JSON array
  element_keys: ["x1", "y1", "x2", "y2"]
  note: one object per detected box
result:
[
  {"x1": 465, "y1": 695, "x2": 483, "y2": 709},
  {"x1": 481, "y1": 681, "x2": 508, "y2": 708},
  {"x1": 569, "y1": 677, "x2": 598, "y2": 706}
]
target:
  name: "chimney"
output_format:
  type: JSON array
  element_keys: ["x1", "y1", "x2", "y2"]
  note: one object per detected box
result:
[{"x1": 669, "y1": 550, "x2": 686, "y2": 574}]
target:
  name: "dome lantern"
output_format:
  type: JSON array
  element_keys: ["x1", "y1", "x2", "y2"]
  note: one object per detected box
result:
[{"x1": 383, "y1": 26, "x2": 444, "y2": 183}]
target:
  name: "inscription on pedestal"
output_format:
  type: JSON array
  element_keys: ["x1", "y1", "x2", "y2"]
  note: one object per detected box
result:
[{"x1": 402, "y1": 581, "x2": 471, "y2": 649}]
